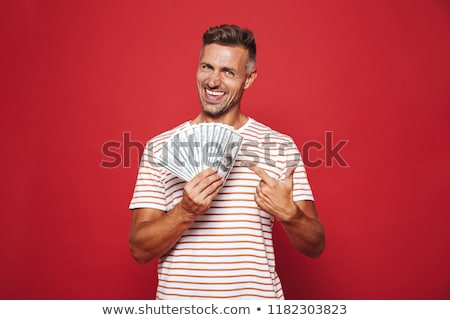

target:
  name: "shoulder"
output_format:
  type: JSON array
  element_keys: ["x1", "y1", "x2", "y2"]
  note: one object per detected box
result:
[
  {"x1": 145, "y1": 121, "x2": 190, "y2": 148},
  {"x1": 243, "y1": 118, "x2": 295, "y2": 144}
]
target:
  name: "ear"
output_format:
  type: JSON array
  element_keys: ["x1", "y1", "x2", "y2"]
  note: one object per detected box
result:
[{"x1": 244, "y1": 69, "x2": 257, "y2": 90}]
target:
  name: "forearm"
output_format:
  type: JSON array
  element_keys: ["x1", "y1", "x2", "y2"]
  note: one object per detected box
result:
[
  {"x1": 129, "y1": 169, "x2": 225, "y2": 264},
  {"x1": 279, "y1": 206, "x2": 325, "y2": 258},
  {"x1": 130, "y1": 205, "x2": 197, "y2": 263}
]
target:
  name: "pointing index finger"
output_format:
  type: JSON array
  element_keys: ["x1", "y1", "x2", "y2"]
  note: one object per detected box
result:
[{"x1": 249, "y1": 166, "x2": 275, "y2": 184}]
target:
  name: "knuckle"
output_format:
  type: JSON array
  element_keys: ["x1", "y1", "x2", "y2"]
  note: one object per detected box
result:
[
  {"x1": 268, "y1": 180, "x2": 277, "y2": 188},
  {"x1": 259, "y1": 184, "x2": 267, "y2": 193},
  {"x1": 206, "y1": 175, "x2": 216, "y2": 184}
]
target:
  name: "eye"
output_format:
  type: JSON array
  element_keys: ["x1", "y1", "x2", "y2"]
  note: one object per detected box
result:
[
  {"x1": 201, "y1": 64, "x2": 213, "y2": 71},
  {"x1": 224, "y1": 70, "x2": 235, "y2": 77}
]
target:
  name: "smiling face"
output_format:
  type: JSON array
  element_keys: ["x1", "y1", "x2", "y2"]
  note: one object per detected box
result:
[{"x1": 196, "y1": 43, "x2": 257, "y2": 118}]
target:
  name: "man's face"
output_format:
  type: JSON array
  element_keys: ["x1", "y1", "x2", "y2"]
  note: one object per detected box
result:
[{"x1": 196, "y1": 43, "x2": 256, "y2": 117}]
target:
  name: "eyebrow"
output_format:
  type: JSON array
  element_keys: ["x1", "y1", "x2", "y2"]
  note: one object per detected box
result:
[
  {"x1": 200, "y1": 62, "x2": 238, "y2": 73},
  {"x1": 222, "y1": 66, "x2": 237, "y2": 73}
]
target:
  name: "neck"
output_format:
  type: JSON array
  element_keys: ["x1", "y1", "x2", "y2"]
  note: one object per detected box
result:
[{"x1": 192, "y1": 109, "x2": 249, "y2": 130}]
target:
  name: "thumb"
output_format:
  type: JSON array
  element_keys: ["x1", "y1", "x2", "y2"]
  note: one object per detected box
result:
[
  {"x1": 280, "y1": 166, "x2": 296, "y2": 185},
  {"x1": 285, "y1": 166, "x2": 296, "y2": 179},
  {"x1": 286, "y1": 166, "x2": 297, "y2": 178}
]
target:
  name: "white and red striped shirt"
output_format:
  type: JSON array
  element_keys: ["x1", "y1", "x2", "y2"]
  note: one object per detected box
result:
[{"x1": 129, "y1": 118, "x2": 314, "y2": 299}]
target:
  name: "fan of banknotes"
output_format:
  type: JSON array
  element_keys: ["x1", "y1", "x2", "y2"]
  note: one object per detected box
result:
[{"x1": 157, "y1": 123, "x2": 243, "y2": 182}]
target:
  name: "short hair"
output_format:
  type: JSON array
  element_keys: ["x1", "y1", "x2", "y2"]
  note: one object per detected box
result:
[{"x1": 202, "y1": 24, "x2": 256, "y2": 73}]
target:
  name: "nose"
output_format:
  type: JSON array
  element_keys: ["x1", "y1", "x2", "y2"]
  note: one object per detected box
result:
[{"x1": 207, "y1": 71, "x2": 222, "y2": 88}]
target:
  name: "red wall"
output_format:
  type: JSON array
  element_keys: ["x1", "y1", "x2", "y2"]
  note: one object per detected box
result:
[{"x1": 1, "y1": 0, "x2": 449, "y2": 299}]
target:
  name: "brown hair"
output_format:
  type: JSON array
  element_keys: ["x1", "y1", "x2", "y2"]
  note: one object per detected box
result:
[{"x1": 202, "y1": 24, "x2": 256, "y2": 73}]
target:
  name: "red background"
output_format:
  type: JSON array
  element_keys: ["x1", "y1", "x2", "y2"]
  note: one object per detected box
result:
[{"x1": 1, "y1": 0, "x2": 449, "y2": 299}]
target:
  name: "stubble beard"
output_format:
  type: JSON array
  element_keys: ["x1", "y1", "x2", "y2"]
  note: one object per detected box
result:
[{"x1": 201, "y1": 101, "x2": 231, "y2": 118}]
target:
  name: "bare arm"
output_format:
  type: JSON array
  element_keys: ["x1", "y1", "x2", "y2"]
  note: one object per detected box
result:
[
  {"x1": 129, "y1": 168, "x2": 223, "y2": 264},
  {"x1": 279, "y1": 200, "x2": 325, "y2": 258},
  {"x1": 250, "y1": 166, "x2": 325, "y2": 258}
]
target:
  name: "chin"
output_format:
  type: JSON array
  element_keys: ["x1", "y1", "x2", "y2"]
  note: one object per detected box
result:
[{"x1": 202, "y1": 104, "x2": 228, "y2": 118}]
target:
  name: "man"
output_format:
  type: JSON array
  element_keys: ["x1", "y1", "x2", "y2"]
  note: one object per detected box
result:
[{"x1": 129, "y1": 24, "x2": 325, "y2": 299}]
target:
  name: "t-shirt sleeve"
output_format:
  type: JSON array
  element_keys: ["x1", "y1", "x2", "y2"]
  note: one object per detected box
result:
[
  {"x1": 129, "y1": 141, "x2": 167, "y2": 211},
  {"x1": 283, "y1": 139, "x2": 314, "y2": 202}
]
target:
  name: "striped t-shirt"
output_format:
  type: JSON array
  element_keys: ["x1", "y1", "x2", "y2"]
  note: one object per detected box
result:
[{"x1": 129, "y1": 118, "x2": 314, "y2": 299}]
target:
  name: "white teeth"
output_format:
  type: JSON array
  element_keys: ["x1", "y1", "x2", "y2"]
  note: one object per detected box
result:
[{"x1": 206, "y1": 89, "x2": 225, "y2": 96}]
